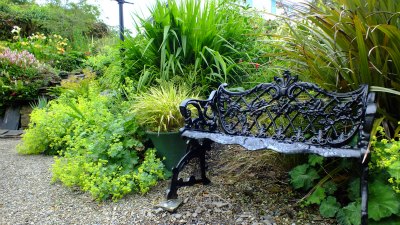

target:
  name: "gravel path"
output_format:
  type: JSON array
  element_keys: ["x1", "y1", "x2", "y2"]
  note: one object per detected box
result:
[
  {"x1": 0, "y1": 139, "x2": 335, "y2": 225},
  {"x1": 0, "y1": 138, "x2": 170, "y2": 225}
]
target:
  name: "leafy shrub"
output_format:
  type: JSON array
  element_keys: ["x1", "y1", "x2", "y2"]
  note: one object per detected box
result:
[
  {"x1": 9, "y1": 27, "x2": 88, "y2": 71},
  {"x1": 372, "y1": 124, "x2": 400, "y2": 194},
  {"x1": 289, "y1": 153, "x2": 400, "y2": 224},
  {"x1": 84, "y1": 44, "x2": 123, "y2": 90},
  {"x1": 0, "y1": 0, "x2": 108, "y2": 51},
  {"x1": 59, "y1": 68, "x2": 96, "y2": 97},
  {"x1": 18, "y1": 81, "x2": 167, "y2": 201}
]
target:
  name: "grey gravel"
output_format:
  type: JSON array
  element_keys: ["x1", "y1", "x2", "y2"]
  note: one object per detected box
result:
[{"x1": 0, "y1": 139, "x2": 336, "y2": 224}]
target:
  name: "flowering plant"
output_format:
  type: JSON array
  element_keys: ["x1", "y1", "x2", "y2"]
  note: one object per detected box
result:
[
  {"x1": 0, "y1": 48, "x2": 38, "y2": 69},
  {"x1": 14, "y1": 32, "x2": 69, "y2": 63},
  {"x1": 0, "y1": 48, "x2": 56, "y2": 114},
  {"x1": 8, "y1": 27, "x2": 85, "y2": 71}
]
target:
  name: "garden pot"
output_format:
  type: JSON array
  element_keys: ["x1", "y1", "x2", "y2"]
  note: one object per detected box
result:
[{"x1": 146, "y1": 131, "x2": 187, "y2": 171}]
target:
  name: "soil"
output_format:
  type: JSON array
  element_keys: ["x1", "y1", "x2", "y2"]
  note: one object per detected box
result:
[{"x1": 156, "y1": 144, "x2": 338, "y2": 224}]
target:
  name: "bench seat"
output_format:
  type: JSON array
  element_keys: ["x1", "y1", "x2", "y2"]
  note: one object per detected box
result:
[{"x1": 182, "y1": 130, "x2": 364, "y2": 158}]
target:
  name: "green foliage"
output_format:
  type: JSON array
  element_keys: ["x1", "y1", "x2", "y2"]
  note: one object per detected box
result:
[
  {"x1": 368, "y1": 179, "x2": 400, "y2": 221},
  {"x1": 308, "y1": 154, "x2": 324, "y2": 166},
  {"x1": 289, "y1": 153, "x2": 400, "y2": 223},
  {"x1": 320, "y1": 196, "x2": 340, "y2": 218},
  {"x1": 372, "y1": 124, "x2": 400, "y2": 193},
  {"x1": 131, "y1": 82, "x2": 198, "y2": 132},
  {"x1": 369, "y1": 216, "x2": 400, "y2": 225},
  {"x1": 16, "y1": 95, "x2": 76, "y2": 155},
  {"x1": 0, "y1": 48, "x2": 57, "y2": 114},
  {"x1": 0, "y1": 0, "x2": 108, "y2": 52},
  {"x1": 18, "y1": 81, "x2": 167, "y2": 201},
  {"x1": 289, "y1": 163, "x2": 320, "y2": 190},
  {"x1": 29, "y1": 96, "x2": 48, "y2": 109},
  {"x1": 336, "y1": 202, "x2": 361, "y2": 225},
  {"x1": 84, "y1": 43, "x2": 123, "y2": 90},
  {"x1": 305, "y1": 186, "x2": 326, "y2": 205},
  {"x1": 272, "y1": 0, "x2": 400, "y2": 126},
  {"x1": 7, "y1": 29, "x2": 88, "y2": 71},
  {"x1": 120, "y1": 0, "x2": 259, "y2": 93}
]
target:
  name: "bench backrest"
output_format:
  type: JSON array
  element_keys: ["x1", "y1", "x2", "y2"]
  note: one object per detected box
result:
[{"x1": 213, "y1": 71, "x2": 370, "y2": 147}]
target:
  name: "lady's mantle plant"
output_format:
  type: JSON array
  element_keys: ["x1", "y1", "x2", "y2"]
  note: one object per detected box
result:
[{"x1": 17, "y1": 81, "x2": 167, "y2": 201}]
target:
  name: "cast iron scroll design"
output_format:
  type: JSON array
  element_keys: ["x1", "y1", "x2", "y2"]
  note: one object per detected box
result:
[
  {"x1": 172, "y1": 71, "x2": 375, "y2": 225},
  {"x1": 166, "y1": 139, "x2": 211, "y2": 200},
  {"x1": 179, "y1": 91, "x2": 218, "y2": 132},
  {"x1": 215, "y1": 71, "x2": 369, "y2": 147}
]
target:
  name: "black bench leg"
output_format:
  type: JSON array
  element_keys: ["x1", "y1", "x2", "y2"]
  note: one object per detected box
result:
[
  {"x1": 360, "y1": 155, "x2": 369, "y2": 225},
  {"x1": 166, "y1": 138, "x2": 211, "y2": 200}
]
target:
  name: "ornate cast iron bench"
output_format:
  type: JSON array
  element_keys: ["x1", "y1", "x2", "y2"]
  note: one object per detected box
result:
[{"x1": 161, "y1": 71, "x2": 376, "y2": 225}]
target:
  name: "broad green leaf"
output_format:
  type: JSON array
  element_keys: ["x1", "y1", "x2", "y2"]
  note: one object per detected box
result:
[
  {"x1": 320, "y1": 196, "x2": 341, "y2": 218},
  {"x1": 305, "y1": 186, "x2": 326, "y2": 205},
  {"x1": 336, "y1": 202, "x2": 361, "y2": 225},
  {"x1": 308, "y1": 154, "x2": 324, "y2": 166},
  {"x1": 347, "y1": 178, "x2": 360, "y2": 201},
  {"x1": 322, "y1": 180, "x2": 337, "y2": 195},
  {"x1": 369, "y1": 215, "x2": 400, "y2": 225},
  {"x1": 289, "y1": 164, "x2": 320, "y2": 190},
  {"x1": 388, "y1": 161, "x2": 400, "y2": 181},
  {"x1": 369, "y1": 179, "x2": 400, "y2": 221}
]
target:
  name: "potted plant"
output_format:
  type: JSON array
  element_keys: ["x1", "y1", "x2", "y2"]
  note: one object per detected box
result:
[{"x1": 132, "y1": 82, "x2": 199, "y2": 170}]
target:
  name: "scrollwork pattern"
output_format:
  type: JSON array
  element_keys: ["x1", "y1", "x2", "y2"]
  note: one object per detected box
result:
[{"x1": 180, "y1": 71, "x2": 370, "y2": 147}]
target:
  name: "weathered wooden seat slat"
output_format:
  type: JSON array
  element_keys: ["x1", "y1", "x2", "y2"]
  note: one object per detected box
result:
[{"x1": 162, "y1": 71, "x2": 376, "y2": 225}]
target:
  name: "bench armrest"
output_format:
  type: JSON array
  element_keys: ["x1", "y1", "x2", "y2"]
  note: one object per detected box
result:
[
  {"x1": 179, "y1": 90, "x2": 218, "y2": 132},
  {"x1": 359, "y1": 92, "x2": 377, "y2": 154}
]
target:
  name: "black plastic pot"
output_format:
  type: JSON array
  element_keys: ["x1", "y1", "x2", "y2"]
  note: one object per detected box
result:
[{"x1": 146, "y1": 131, "x2": 187, "y2": 171}]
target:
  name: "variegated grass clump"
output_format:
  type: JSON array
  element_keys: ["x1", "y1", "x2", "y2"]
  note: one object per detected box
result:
[{"x1": 132, "y1": 82, "x2": 199, "y2": 133}]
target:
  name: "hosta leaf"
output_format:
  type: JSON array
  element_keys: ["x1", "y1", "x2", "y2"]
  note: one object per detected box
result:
[
  {"x1": 369, "y1": 179, "x2": 400, "y2": 221},
  {"x1": 320, "y1": 196, "x2": 341, "y2": 218},
  {"x1": 336, "y1": 202, "x2": 361, "y2": 225},
  {"x1": 289, "y1": 164, "x2": 320, "y2": 190}
]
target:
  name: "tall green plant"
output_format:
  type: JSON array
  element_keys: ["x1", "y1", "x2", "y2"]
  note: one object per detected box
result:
[
  {"x1": 122, "y1": 0, "x2": 257, "y2": 93},
  {"x1": 271, "y1": 0, "x2": 400, "y2": 130}
]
